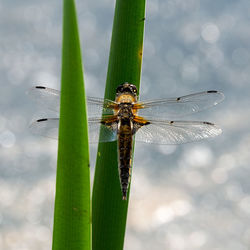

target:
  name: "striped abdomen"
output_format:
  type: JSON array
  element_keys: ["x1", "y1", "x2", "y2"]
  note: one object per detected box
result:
[{"x1": 118, "y1": 120, "x2": 133, "y2": 200}]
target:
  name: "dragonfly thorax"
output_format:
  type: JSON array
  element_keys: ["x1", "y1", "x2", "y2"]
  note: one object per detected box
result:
[{"x1": 117, "y1": 103, "x2": 134, "y2": 119}]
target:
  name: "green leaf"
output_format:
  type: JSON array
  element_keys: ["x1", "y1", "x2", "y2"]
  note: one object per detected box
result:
[
  {"x1": 92, "y1": 0, "x2": 146, "y2": 249},
  {"x1": 52, "y1": 0, "x2": 90, "y2": 250}
]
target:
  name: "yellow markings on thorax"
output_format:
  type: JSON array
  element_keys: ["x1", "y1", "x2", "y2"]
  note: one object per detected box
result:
[
  {"x1": 133, "y1": 115, "x2": 149, "y2": 125},
  {"x1": 114, "y1": 94, "x2": 138, "y2": 116},
  {"x1": 132, "y1": 103, "x2": 145, "y2": 116},
  {"x1": 115, "y1": 94, "x2": 136, "y2": 103}
]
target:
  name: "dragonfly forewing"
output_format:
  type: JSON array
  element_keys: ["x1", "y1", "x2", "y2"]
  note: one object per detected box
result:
[
  {"x1": 137, "y1": 90, "x2": 224, "y2": 119},
  {"x1": 27, "y1": 86, "x2": 60, "y2": 112},
  {"x1": 28, "y1": 86, "x2": 118, "y2": 117}
]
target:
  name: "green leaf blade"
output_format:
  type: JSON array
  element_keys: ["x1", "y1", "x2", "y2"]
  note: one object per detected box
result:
[
  {"x1": 52, "y1": 1, "x2": 90, "y2": 250},
  {"x1": 92, "y1": 0, "x2": 146, "y2": 249}
]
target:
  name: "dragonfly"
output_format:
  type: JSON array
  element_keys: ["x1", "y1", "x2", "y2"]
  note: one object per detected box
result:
[{"x1": 28, "y1": 82, "x2": 224, "y2": 200}]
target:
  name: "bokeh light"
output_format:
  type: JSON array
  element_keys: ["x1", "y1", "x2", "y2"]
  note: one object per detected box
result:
[{"x1": 201, "y1": 23, "x2": 220, "y2": 44}]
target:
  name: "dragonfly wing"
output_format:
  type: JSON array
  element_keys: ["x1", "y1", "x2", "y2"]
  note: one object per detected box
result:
[
  {"x1": 27, "y1": 86, "x2": 60, "y2": 112},
  {"x1": 87, "y1": 97, "x2": 118, "y2": 117},
  {"x1": 29, "y1": 117, "x2": 117, "y2": 143},
  {"x1": 88, "y1": 117, "x2": 117, "y2": 143},
  {"x1": 29, "y1": 118, "x2": 59, "y2": 139},
  {"x1": 134, "y1": 119, "x2": 222, "y2": 145},
  {"x1": 137, "y1": 91, "x2": 224, "y2": 119},
  {"x1": 28, "y1": 86, "x2": 117, "y2": 117}
]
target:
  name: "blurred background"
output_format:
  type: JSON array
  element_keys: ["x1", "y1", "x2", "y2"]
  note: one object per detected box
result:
[{"x1": 1, "y1": 0, "x2": 250, "y2": 249}]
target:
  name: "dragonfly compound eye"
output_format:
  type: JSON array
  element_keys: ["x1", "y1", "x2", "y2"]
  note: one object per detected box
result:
[{"x1": 116, "y1": 84, "x2": 124, "y2": 93}]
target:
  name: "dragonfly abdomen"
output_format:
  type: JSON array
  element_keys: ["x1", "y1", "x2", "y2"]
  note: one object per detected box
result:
[{"x1": 118, "y1": 123, "x2": 133, "y2": 200}]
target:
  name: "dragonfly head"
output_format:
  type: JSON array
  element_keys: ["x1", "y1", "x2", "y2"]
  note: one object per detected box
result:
[{"x1": 116, "y1": 82, "x2": 138, "y2": 97}]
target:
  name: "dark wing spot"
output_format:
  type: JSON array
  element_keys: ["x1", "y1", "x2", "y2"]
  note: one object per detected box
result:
[
  {"x1": 35, "y1": 86, "x2": 46, "y2": 89},
  {"x1": 37, "y1": 118, "x2": 48, "y2": 122},
  {"x1": 203, "y1": 121, "x2": 214, "y2": 125},
  {"x1": 177, "y1": 97, "x2": 181, "y2": 101},
  {"x1": 170, "y1": 121, "x2": 174, "y2": 124},
  {"x1": 207, "y1": 90, "x2": 217, "y2": 93}
]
